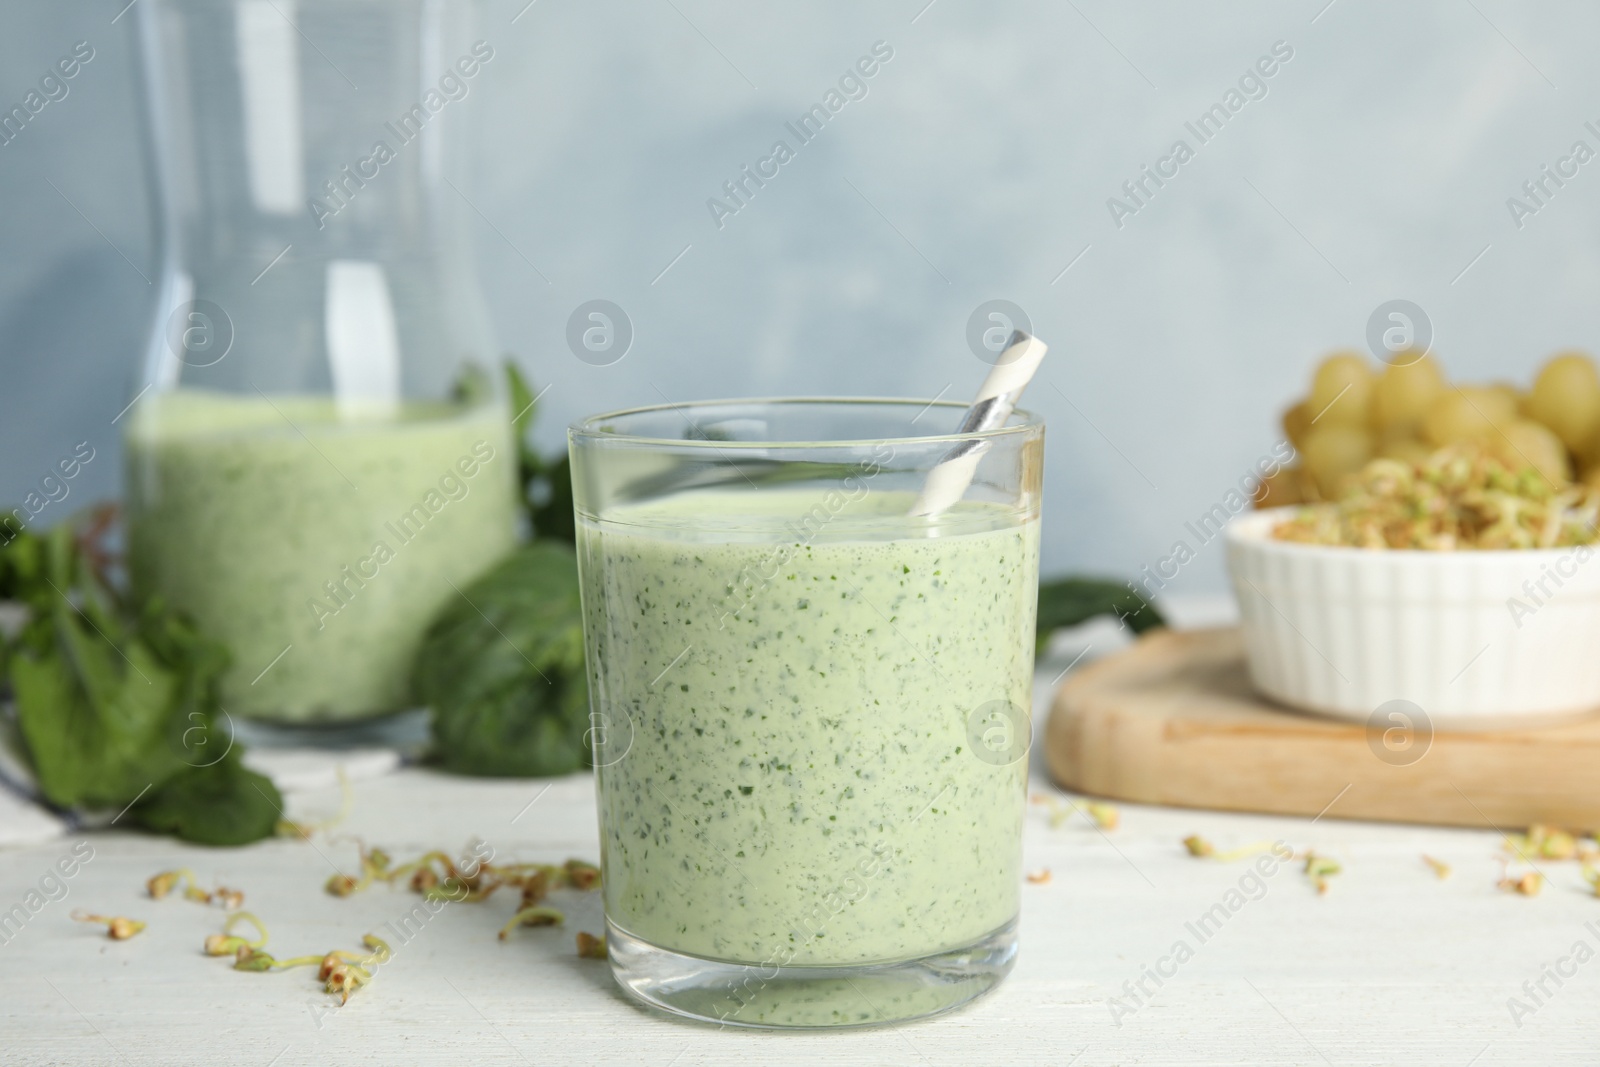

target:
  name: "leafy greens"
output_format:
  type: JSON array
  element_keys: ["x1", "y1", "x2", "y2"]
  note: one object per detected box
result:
[
  {"x1": 1036, "y1": 576, "x2": 1165, "y2": 654},
  {"x1": 0, "y1": 515, "x2": 281, "y2": 845},
  {"x1": 415, "y1": 540, "x2": 590, "y2": 777}
]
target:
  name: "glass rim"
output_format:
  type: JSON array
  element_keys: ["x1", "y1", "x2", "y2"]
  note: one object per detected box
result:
[{"x1": 567, "y1": 396, "x2": 1043, "y2": 450}]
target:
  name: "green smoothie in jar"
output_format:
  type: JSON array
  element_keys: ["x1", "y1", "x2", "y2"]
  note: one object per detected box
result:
[{"x1": 125, "y1": 387, "x2": 518, "y2": 723}]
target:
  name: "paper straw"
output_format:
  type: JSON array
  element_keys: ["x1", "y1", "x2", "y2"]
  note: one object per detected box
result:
[{"x1": 909, "y1": 330, "x2": 1048, "y2": 517}]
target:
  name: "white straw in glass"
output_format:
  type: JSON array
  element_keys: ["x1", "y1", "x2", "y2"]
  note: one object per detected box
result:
[{"x1": 908, "y1": 330, "x2": 1048, "y2": 517}]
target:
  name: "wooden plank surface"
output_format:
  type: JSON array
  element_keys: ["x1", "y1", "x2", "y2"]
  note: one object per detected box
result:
[{"x1": 1046, "y1": 627, "x2": 1600, "y2": 829}]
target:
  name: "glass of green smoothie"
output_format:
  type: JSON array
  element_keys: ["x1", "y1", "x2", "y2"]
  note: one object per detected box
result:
[
  {"x1": 123, "y1": 0, "x2": 519, "y2": 726},
  {"x1": 570, "y1": 398, "x2": 1043, "y2": 1028}
]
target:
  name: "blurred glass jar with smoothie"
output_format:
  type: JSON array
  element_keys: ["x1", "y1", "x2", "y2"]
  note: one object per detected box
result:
[{"x1": 124, "y1": 0, "x2": 517, "y2": 723}]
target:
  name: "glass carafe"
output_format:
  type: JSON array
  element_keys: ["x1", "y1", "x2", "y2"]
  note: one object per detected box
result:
[{"x1": 124, "y1": 0, "x2": 519, "y2": 724}]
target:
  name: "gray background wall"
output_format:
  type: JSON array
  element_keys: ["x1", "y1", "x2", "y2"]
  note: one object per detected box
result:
[{"x1": 1, "y1": 0, "x2": 1595, "y2": 598}]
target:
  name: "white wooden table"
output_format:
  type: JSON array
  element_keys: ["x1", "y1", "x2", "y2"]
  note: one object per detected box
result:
[{"x1": 2, "y1": 614, "x2": 1593, "y2": 1065}]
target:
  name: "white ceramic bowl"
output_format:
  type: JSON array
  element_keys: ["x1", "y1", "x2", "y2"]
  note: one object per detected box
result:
[{"x1": 1225, "y1": 507, "x2": 1600, "y2": 726}]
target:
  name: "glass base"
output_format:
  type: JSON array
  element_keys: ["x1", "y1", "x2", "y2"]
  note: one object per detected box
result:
[
  {"x1": 605, "y1": 917, "x2": 1017, "y2": 1029},
  {"x1": 231, "y1": 707, "x2": 431, "y2": 755}
]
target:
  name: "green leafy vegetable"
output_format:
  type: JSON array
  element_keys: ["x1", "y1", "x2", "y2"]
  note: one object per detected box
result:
[
  {"x1": 0, "y1": 512, "x2": 282, "y2": 843},
  {"x1": 506, "y1": 362, "x2": 575, "y2": 543},
  {"x1": 530, "y1": 454, "x2": 576, "y2": 543},
  {"x1": 1036, "y1": 576, "x2": 1164, "y2": 654},
  {"x1": 414, "y1": 541, "x2": 591, "y2": 777},
  {"x1": 129, "y1": 750, "x2": 282, "y2": 846},
  {"x1": 422, "y1": 363, "x2": 585, "y2": 776}
]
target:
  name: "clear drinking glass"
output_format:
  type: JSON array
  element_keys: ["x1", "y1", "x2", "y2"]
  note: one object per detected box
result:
[
  {"x1": 569, "y1": 398, "x2": 1044, "y2": 1028},
  {"x1": 123, "y1": 0, "x2": 518, "y2": 724}
]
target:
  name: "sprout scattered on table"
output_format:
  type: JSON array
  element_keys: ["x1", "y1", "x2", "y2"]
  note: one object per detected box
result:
[
  {"x1": 72, "y1": 911, "x2": 145, "y2": 940},
  {"x1": 147, "y1": 867, "x2": 243, "y2": 909}
]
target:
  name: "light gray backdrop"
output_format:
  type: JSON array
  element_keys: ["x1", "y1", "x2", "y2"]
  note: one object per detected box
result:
[{"x1": 1, "y1": 0, "x2": 1594, "y2": 598}]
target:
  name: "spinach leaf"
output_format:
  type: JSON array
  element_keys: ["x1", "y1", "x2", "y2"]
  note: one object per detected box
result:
[
  {"x1": 505, "y1": 363, "x2": 575, "y2": 544},
  {"x1": 6, "y1": 525, "x2": 182, "y2": 808},
  {"x1": 530, "y1": 453, "x2": 576, "y2": 544},
  {"x1": 11, "y1": 629, "x2": 183, "y2": 809},
  {"x1": 1036, "y1": 576, "x2": 1164, "y2": 654},
  {"x1": 1, "y1": 516, "x2": 279, "y2": 844},
  {"x1": 415, "y1": 541, "x2": 590, "y2": 777},
  {"x1": 130, "y1": 751, "x2": 282, "y2": 846}
]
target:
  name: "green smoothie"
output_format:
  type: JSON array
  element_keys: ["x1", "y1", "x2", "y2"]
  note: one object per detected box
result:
[
  {"x1": 579, "y1": 487, "x2": 1037, "y2": 967},
  {"x1": 124, "y1": 388, "x2": 518, "y2": 722}
]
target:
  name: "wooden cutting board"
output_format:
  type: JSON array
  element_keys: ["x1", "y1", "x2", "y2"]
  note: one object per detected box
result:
[{"x1": 1044, "y1": 627, "x2": 1600, "y2": 830}]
